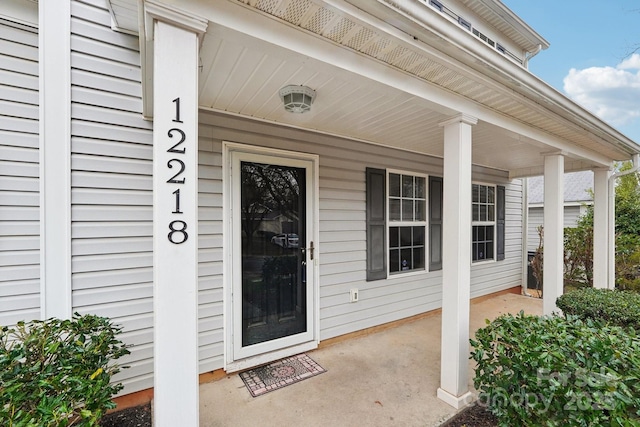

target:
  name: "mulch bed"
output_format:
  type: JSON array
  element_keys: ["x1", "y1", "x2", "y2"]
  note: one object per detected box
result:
[
  {"x1": 440, "y1": 404, "x2": 498, "y2": 427},
  {"x1": 99, "y1": 403, "x2": 151, "y2": 427}
]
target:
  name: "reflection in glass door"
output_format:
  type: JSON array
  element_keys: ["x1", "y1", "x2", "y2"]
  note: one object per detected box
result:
[{"x1": 240, "y1": 161, "x2": 307, "y2": 347}]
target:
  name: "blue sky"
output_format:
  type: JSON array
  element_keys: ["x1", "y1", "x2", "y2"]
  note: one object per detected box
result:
[{"x1": 503, "y1": 0, "x2": 640, "y2": 143}]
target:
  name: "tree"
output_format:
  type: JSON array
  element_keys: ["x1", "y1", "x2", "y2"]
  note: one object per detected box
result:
[
  {"x1": 563, "y1": 206, "x2": 593, "y2": 288},
  {"x1": 531, "y1": 225, "x2": 544, "y2": 296},
  {"x1": 562, "y1": 161, "x2": 640, "y2": 290},
  {"x1": 614, "y1": 161, "x2": 640, "y2": 235},
  {"x1": 613, "y1": 162, "x2": 640, "y2": 289}
]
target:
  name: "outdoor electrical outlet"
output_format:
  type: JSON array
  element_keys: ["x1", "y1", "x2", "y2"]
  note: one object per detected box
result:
[{"x1": 350, "y1": 288, "x2": 359, "y2": 302}]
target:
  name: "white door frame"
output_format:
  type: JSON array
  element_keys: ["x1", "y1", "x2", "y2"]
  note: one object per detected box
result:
[{"x1": 223, "y1": 142, "x2": 320, "y2": 372}]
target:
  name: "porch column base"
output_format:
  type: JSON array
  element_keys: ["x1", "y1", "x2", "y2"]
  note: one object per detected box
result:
[{"x1": 437, "y1": 388, "x2": 474, "y2": 409}]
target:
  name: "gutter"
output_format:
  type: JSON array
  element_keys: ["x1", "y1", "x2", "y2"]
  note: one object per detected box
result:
[
  {"x1": 523, "y1": 44, "x2": 543, "y2": 69},
  {"x1": 357, "y1": 0, "x2": 640, "y2": 156},
  {"x1": 607, "y1": 153, "x2": 640, "y2": 287}
]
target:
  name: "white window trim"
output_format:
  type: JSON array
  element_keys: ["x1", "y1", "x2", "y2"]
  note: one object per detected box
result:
[
  {"x1": 386, "y1": 169, "x2": 429, "y2": 276},
  {"x1": 471, "y1": 182, "x2": 497, "y2": 263}
]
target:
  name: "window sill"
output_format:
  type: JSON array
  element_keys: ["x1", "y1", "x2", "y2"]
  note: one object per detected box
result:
[
  {"x1": 471, "y1": 259, "x2": 496, "y2": 266},
  {"x1": 388, "y1": 269, "x2": 429, "y2": 279}
]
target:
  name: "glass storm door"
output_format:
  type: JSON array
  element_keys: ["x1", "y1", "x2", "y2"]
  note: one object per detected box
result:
[{"x1": 232, "y1": 152, "x2": 314, "y2": 360}]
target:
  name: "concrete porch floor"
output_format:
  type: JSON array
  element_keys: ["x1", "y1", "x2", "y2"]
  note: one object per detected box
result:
[{"x1": 199, "y1": 292, "x2": 542, "y2": 427}]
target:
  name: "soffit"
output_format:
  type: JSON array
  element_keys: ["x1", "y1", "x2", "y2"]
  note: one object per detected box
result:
[
  {"x1": 199, "y1": 24, "x2": 589, "y2": 176},
  {"x1": 108, "y1": 0, "x2": 639, "y2": 176},
  {"x1": 200, "y1": 24, "x2": 452, "y2": 157},
  {"x1": 456, "y1": 0, "x2": 549, "y2": 52},
  {"x1": 226, "y1": 0, "x2": 628, "y2": 161}
]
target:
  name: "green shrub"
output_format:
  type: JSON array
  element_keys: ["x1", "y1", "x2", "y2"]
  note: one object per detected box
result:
[
  {"x1": 557, "y1": 288, "x2": 640, "y2": 330},
  {"x1": 615, "y1": 233, "x2": 640, "y2": 291},
  {"x1": 471, "y1": 312, "x2": 640, "y2": 427},
  {"x1": 563, "y1": 207, "x2": 593, "y2": 288},
  {"x1": 0, "y1": 314, "x2": 129, "y2": 426}
]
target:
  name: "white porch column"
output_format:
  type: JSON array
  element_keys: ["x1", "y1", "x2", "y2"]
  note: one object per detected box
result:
[
  {"x1": 608, "y1": 175, "x2": 617, "y2": 289},
  {"x1": 40, "y1": 0, "x2": 72, "y2": 319},
  {"x1": 543, "y1": 153, "x2": 564, "y2": 315},
  {"x1": 147, "y1": 3, "x2": 207, "y2": 426},
  {"x1": 593, "y1": 168, "x2": 610, "y2": 288},
  {"x1": 437, "y1": 114, "x2": 477, "y2": 409}
]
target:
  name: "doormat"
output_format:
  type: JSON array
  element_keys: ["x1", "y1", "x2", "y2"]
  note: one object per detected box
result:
[{"x1": 239, "y1": 353, "x2": 326, "y2": 397}]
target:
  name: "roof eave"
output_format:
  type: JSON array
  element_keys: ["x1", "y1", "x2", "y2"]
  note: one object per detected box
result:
[
  {"x1": 350, "y1": 0, "x2": 640, "y2": 158},
  {"x1": 472, "y1": 0, "x2": 549, "y2": 51}
]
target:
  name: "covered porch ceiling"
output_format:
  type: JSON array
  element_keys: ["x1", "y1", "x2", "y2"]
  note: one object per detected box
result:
[{"x1": 110, "y1": 0, "x2": 640, "y2": 178}]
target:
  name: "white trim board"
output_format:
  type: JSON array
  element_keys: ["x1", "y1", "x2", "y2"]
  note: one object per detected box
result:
[{"x1": 40, "y1": 0, "x2": 72, "y2": 319}]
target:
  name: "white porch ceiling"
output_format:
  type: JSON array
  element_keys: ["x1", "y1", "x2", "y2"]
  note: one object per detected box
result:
[
  {"x1": 109, "y1": 0, "x2": 640, "y2": 178},
  {"x1": 200, "y1": 24, "x2": 548, "y2": 173}
]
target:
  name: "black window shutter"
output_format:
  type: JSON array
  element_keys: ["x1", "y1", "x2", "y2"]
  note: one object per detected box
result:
[
  {"x1": 429, "y1": 176, "x2": 443, "y2": 271},
  {"x1": 496, "y1": 185, "x2": 506, "y2": 261},
  {"x1": 366, "y1": 168, "x2": 386, "y2": 281}
]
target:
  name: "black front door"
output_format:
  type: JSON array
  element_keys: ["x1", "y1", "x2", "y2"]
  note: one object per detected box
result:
[{"x1": 240, "y1": 161, "x2": 307, "y2": 347}]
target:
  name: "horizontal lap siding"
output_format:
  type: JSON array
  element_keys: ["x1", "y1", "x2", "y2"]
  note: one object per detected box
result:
[
  {"x1": 563, "y1": 205, "x2": 583, "y2": 227},
  {"x1": 198, "y1": 111, "x2": 523, "y2": 349},
  {"x1": 0, "y1": 18, "x2": 39, "y2": 326},
  {"x1": 69, "y1": 0, "x2": 153, "y2": 394},
  {"x1": 527, "y1": 207, "x2": 543, "y2": 252},
  {"x1": 319, "y1": 155, "x2": 442, "y2": 340},
  {"x1": 527, "y1": 205, "x2": 583, "y2": 252},
  {"x1": 198, "y1": 146, "x2": 224, "y2": 372}
]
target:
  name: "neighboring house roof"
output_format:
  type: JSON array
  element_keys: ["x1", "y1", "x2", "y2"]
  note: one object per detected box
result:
[{"x1": 528, "y1": 170, "x2": 594, "y2": 205}]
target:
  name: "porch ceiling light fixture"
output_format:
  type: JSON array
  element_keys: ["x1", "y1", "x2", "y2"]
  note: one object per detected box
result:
[{"x1": 279, "y1": 85, "x2": 316, "y2": 113}]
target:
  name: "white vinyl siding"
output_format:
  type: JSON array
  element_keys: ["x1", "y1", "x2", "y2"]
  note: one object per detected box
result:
[
  {"x1": 0, "y1": 17, "x2": 39, "y2": 326},
  {"x1": 65, "y1": 0, "x2": 234, "y2": 393},
  {"x1": 527, "y1": 207, "x2": 544, "y2": 252},
  {"x1": 197, "y1": 147, "x2": 224, "y2": 372},
  {"x1": 527, "y1": 204, "x2": 585, "y2": 252},
  {"x1": 564, "y1": 205, "x2": 584, "y2": 228},
  {"x1": 69, "y1": 0, "x2": 153, "y2": 394},
  {"x1": 199, "y1": 111, "x2": 523, "y2": 352}
]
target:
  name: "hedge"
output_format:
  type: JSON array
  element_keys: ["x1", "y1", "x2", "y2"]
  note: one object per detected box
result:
[
  {"x1": 556, "y1": 288, "x2": 640, "y2": 330},
  {"x1": 471, "y1": 312, "x2": 640, "y2": 427}
]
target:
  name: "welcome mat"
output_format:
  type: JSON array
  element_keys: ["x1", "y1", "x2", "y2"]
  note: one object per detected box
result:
[{"x1": 239, "y1": 353, "x2": 326, "y2": 397}]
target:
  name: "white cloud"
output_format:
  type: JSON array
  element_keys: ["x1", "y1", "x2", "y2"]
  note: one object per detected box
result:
[
  {"x1": 563, "y1": 53, "x2": 640, "y2": 126},
  {"x1": 618, "y1": 53, "x2": 640, "y2": 70}
]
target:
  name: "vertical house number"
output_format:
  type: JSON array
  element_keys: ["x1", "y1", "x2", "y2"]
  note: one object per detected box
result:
[{"x1": 167, "y1": 97, "x2": 188, "y2": 244}]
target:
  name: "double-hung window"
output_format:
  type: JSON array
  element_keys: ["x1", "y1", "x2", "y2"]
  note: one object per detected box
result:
[
  {"x1": 387, "y1": 172, "x2": 427, "y2": 274},
  {"x1": 366, "y1": 168, "x2": 505, "y2": 281},
  {"x1": 472, "y1": 183, "x2": 495, "y2": 262}
]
